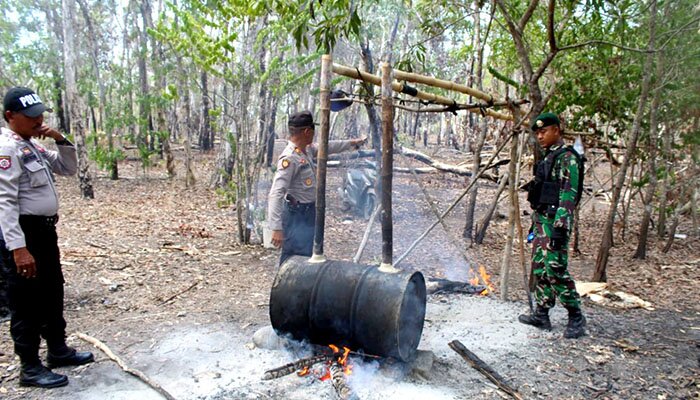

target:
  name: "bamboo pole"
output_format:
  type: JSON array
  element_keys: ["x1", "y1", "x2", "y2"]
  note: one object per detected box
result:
[
  {"x1": 332, "y1": 64, "x2": 512, "y2": 121},
  {"x1": 392, "y1": 69, "x2": 496, "y2": 103},
  {"x1": 379, "y1": 62, "x2": 396, "y2": 273},
  {"x1": 311, "y1": 54, "x2": 333, "y2": 263}
]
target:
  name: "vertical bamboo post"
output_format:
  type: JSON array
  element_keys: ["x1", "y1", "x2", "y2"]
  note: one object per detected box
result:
[
  {"x1": 379, "y1": 62, "x2": 397, "y2": 273},
  {"x1": 311, "y1": 54, "x2": 333, "y2": 263}
]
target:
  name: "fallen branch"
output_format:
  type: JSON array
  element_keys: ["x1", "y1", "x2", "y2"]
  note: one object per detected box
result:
[
  {"x1": 330, "y1": 361, "x2": 359, "y2": 400},
  {"x1": 75, "y1": 332, "x2": 177, "y2": 400},
  {"x1": 262, "y1": 354, "x2": 334, "y2": 380},
  {"x1": 158, "y1": 280, "x2": 200, "y2": 306},
  {"x1": 353, "y1": 203, "x2": 382, "y2": 264},
  {"x1": 448, "y1": 340, "x2": 523, "y2": 400}
]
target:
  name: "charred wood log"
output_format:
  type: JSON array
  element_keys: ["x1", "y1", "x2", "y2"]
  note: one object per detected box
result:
[
  {"x1": 262, "y1": 354, "x2": 333, "y2": 380},
  {"x1": 426, "y1": 279, "x2": 486, "y2": 295},
  {"x1": 448, "y1": 340, "x2": 523, "y2": 400},
  {"x1": 330, "y1": 361, "x2": 358, "y2": 400}
]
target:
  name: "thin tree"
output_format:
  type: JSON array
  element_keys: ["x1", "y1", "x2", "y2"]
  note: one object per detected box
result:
[
  {"x1": 62, "y1": 0, "x2": 94, "y2": 198},
  {"x1": 593, "y1": 0, "x2": 658, "y2": 281}
]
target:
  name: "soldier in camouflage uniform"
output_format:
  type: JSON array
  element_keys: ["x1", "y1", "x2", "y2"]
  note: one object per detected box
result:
[
  {"x1": 267, "y1": 111, "x2": 365, "y2": 265},
  {"x1": 519, "y1": 112, "x2": 586, "y2": 339}
]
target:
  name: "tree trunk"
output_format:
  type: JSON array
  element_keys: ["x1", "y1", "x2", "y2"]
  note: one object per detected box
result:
[
  {"x1": 633, "y1": 36, "x2": 665, "y2": 258},
  {"x1": 199, "y1": 71, "x2": 212, "y2": 151},
  {"x1": 593, "y1": 0, "x2": 658, "y2": 282},
  {"x1": 137, "y1": 0, "x2": 151, "y2": 149},
  {"x1": 499, "y1": 130, "x2": 520, "y2": 300},
  {"x1": 463, "y1": 1, "x2": 494, "y2": 241},
  {"x1": 359, "y1": 39, "x2": 382, "y2": 164},
  {"x1": 62, "y1": 0, "x2": 94, "y2": 199},
  {"x1": 475, "y1": 171, "x2": 509, "y2": 244}
]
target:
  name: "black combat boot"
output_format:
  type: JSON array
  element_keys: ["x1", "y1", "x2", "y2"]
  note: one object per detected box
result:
[
  {"x1": 563, "y1": 307, "x2": 587, "y2": 339},
  {"x1": 19, "y1": 362, "x2": 68, "y2": 388},
  {"x1": 47, "y1": 346, "x2": 94, "y2": 369},
  {"x1": 518, "y1": 306, "x2": 552, "y2": 331}
]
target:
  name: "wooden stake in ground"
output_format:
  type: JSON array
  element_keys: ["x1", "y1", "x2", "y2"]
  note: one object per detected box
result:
[
  {"x1": 75, "y1": 332, "x2": 177, "y2": 400},
  {"x1": 448, "y1": 340, "x2": 524, "y2": 400}
]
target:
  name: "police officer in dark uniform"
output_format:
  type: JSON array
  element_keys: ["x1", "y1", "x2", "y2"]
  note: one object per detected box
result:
[
  {"x1": 267, "y1": 111, "x2": 365, "y2": 265},
  {"x1": 519, "y1": 112, "x2": 586, "y2": 339},
  {"x1": 0, "y1": 87, "x2": 94, "y2": 388}
]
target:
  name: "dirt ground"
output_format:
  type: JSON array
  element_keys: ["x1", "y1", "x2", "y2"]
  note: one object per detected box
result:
[{"x1": 0, "y1": 149, "x2": 698, "y2": 400}]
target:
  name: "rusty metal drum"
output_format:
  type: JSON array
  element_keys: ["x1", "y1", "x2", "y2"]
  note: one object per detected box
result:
[{"x1": 269, "y1": 256, "x2": 426, "y2": 362}]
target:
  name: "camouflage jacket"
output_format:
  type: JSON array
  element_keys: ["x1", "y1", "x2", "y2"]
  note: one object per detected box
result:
[{"x1": 536, "y1": 143, "x2": 580, "y2": 233}]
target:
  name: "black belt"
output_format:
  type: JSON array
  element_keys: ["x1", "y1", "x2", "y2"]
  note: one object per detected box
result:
[
  {"x1": 285, "y1": 194, "x2": 313, "y2": 207},
  {"x1": 19, "y1": 214, "x2": 59, "y2": 227}
]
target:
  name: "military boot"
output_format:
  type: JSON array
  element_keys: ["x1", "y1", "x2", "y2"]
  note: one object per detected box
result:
[
  {"x1": 19, "y1": 362, "x2": 68, "y2": 388},
  {"x1": 47, "y1": 346, "x2": 94, "y2": 369},
  {"x1": 518, "y1": 306, "x2": 552, "y2": 331},
  {"x1": 563, "y1": 307, "x2": 587, "y2": 339}
]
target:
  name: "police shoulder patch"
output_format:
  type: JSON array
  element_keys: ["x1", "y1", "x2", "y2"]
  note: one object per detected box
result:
[
  {"x1": 0, "y1": 156, "x2": 11, "y2": 170},
  {"x1": 304, "y1": 177, "x2": 313, "y2": 186},
  {"x1": 281, "y1": 158, "x2": 290, "y2": 169}
]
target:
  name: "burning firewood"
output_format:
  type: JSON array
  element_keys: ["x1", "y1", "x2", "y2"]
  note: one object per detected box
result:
[
  {"x1": 330, "y1": 360, "x2": 358, "y2": 400},
  {"x1": 262, "y1": 354, "x2": 334, "y2": 380}
]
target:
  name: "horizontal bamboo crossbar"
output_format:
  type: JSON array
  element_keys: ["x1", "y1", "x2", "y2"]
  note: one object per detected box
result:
[
  {"x1": 392, "y1": 69, "x2": 497, "y2": 103},
  {"x1": 332, "y1": 63, "x2": 513, "y2": 122}
]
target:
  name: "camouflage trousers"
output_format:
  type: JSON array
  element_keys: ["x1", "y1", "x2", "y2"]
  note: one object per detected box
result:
[{"x1": 531, "y1": 217, "x2": 580, "y2": 309}]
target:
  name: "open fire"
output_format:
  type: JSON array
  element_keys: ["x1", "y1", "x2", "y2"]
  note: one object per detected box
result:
[
  {"x1": 296, "y1": 344, "x2": 353, "y2": 380},
  {"x1": 264, "y1": 344, "x2": 359, "y2": 400},
  {"x1": 468, "y1": 265, "x2": 495, "y2": 296}
]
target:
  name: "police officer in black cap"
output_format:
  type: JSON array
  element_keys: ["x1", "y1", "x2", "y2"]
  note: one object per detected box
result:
[
  {"x1": 0, "y1": 87, "x2": 94, "y2": 388},
  {"x1": 267, "y1": 111, "x2": 365, "y2": 265}
]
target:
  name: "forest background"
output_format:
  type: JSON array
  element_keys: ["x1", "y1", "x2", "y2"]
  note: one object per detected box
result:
[{"x1": 0, "y1": 0, "x2": 698, "y2": 286}]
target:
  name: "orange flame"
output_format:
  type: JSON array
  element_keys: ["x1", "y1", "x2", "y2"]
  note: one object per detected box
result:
[
  {"x1": 478, "y1": 265, "x2": 495, "y2": 295},
  {"x1": 298, "y1": 344, "x2": 354, "y2": 380},
  {"x1": 467, "y1": 266, "x2": 496, "y2": 296}
]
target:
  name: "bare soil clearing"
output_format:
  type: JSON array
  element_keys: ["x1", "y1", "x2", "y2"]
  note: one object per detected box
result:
[{"x1": 0, "y1": 152, "x2": 697, "y2": 399}]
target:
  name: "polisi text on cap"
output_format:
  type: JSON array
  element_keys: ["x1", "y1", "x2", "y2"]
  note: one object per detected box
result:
[{"x1": 19, "y1": 94, "x2": 42, "y2": 108}]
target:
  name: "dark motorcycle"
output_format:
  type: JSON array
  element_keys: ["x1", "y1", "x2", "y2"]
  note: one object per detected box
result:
[{"x1": 339, "y1": 160, "x2": 378, "y2": 219}]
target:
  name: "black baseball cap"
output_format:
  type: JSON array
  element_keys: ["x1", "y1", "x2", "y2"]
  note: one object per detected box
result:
[
  {"x1": 3, "y1": 87, "x2": 53, "y2": 118},
  {"x1": 288, "y1": 111, "x2": 317, "y2": 128}
]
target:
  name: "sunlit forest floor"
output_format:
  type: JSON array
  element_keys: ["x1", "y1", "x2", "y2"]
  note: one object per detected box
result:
[{"x1": 0, "y1": 148, "x2": 697, "y2": 399}]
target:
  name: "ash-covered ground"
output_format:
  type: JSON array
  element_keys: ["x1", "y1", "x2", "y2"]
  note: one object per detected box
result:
[{"x1": 1, "y1": 152, "x2": 697, "y2": 399}]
